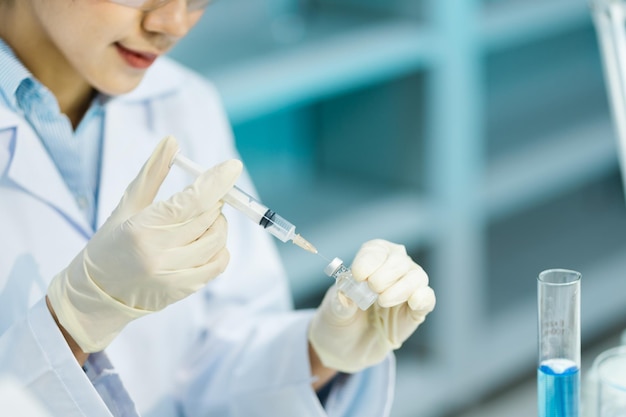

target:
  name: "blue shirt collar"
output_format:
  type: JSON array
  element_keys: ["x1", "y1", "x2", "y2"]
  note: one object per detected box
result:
[
  {"x1": 1, "y1": 36, "x2": 185, "y2": 110},
  {"x1": 0, "y1": 37, "x2": 110, "y2": 114},
  {"x1": 0, "y1": 38, "x2": 36, "y2": 113}
]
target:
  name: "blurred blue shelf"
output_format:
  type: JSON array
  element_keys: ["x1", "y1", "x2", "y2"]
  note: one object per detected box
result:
[
  {"x1": 205, "y1": 21, "x2": 438, "y2": 123},
  {"x1": 480, "y1": 0, "x2": 593, "y2": 51},
  {"x1": 483, "y1": 115, "x2": 619, "y2": 220}
]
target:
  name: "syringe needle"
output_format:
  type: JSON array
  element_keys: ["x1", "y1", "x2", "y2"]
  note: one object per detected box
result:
[{"x1": 316, "y1": 252, "x2": 332, "y2": 263}]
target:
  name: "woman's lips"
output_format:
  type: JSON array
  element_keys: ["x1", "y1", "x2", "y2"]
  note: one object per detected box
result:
[{"x1": 115, "y1": 43, "x2": 158, "y2": 69}]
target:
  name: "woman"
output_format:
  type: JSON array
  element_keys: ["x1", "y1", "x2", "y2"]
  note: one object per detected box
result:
[{"x1": 0, "y1": 1, "x2": 436, "y2": 416}]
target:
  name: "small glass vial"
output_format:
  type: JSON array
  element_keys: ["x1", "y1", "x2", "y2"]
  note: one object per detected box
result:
[{"x1": 324, "y1": 257, "x2": 378, "y2": 310}]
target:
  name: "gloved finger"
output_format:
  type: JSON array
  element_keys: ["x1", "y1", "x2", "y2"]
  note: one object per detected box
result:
[
  {"x1": 366, "y1": 253, "x2": 414, "y2": 293},
  {"x1": 408, "y1": 286, "x2": 436, "y2": 317},
  {"x1": 336, "y1": 290, "x2": 355, "y2": 309},
  {"x1": 138, "y1": 201, "x2": 223, "y2": 247},
  {"x1": 171, "y1": 204, "x2": 223, "y2": 246},
  {"x1": 149, "y1": 159, "x2": 242, "y2": 225},
  {"x1": 162, "y1": 214, "x2": 228, "y2": 270},
  {"x1": 377, "y1": 267, "x2": 429, "y2": 308},
  {"x1": 350, "y1": 239, "x2": 391, "y2": 281},
  {"x1": 158, "y1": 248, "x2": 231, "y2": 300},
  {"x1": 320, "y1": 285, "x2": 359, "y2": 324},
  {"x1": 115, "y1": 136, "x2": 180, "y2": 219},
  {"x1": 351, "y1": 239, "x2": 407, "y2": 283}
]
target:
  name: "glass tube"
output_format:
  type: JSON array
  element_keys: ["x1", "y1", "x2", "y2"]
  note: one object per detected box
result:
[
  {"x1": 586, "y1": 346, "x2": 626, "y2": 417},
  {"x1": 597, "y1": 347, "x2": 626, "y2": 417},
  {"x1": 591, "y1": 0, "x2": 626, "y2": 195},
  {"x1": 324, "y1": 257, "x2": 378, "y2": 311},
  {"x1": 537, "y1": 268, "x2": 582, "y2": 417}
]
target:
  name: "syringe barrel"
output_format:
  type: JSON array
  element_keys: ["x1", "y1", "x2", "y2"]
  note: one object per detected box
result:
[
  {"x1": 223, "y1": 188, "x2": 296, "y2": 243},
  {"x1": 172, "y1": 153, "x2": 296, "y2": 243},
  {"x1": 222, "y1": 186, "x2": 267, "y2": 225},
  {"x1": 261, "y1": 212, "x2": 296, "y2": 243}
]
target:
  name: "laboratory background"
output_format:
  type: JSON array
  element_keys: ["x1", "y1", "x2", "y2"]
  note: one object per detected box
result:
[{"x1": 167, "y1": 0, "x2": 626, "y2": 416}]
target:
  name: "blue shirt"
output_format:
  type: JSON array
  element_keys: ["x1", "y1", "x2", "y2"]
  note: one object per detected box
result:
[{"x1": 0, "y1": 38, "x2": 104, "y2": 230}]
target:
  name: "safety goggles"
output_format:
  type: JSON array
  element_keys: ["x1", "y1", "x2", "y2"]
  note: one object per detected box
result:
[{"x1": 107, "y1": 0, "x2": 212, "y2": 12}]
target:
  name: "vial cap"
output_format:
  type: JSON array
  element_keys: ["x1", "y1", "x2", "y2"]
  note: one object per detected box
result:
[{"x1": 324, "y1": 257, "x2": 344, "y2": 277}]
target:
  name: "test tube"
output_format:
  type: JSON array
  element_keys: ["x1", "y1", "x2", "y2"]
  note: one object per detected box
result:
[
  {"x1": 596, "y1": 347, "x2": 626, "y2": 417},
  {"x1": 324, "y1": 257, "x2": 378, "y2": 310},
  {"x1": 585, "y1": 346, "x2": 626, "y2": 417},
  {"x1": 537, "y1": 268, "x2": 582, "y2": 417}
]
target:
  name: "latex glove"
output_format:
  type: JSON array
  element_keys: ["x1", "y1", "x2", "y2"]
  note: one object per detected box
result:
[
  {"x1": 308, "y1": 239, "x2": 436, "y2": 373},
  {"x1": 47, "y1": 136, "x2": 242, "y2": 352}
]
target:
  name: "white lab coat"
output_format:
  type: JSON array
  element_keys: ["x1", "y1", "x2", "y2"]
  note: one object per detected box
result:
[{"x1": 0, "y1": 57, "x2": 394, "y2": 417}]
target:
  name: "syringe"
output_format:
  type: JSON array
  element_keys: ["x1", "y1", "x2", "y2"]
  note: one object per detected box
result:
[{"x1": 170, "y1": 153, "x2": 317, "y2": 254}]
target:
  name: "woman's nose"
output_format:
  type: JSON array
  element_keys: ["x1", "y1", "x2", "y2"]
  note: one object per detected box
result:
[{"x1": 142, "y1": 0, "x2": 196, "y2": 39}]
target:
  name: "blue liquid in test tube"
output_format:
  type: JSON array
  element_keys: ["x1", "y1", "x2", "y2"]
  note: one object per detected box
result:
[
  {"x1": 538, "y1": 358, "x2": 580, "y2": 417},
  {"x1": 537, "y1": 269, "x2": 581, "y2": 417}
]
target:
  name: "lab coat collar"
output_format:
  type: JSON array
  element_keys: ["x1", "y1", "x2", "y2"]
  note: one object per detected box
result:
[{"x1": 0, "y1": 105, "x2": 93, "y2": 237}]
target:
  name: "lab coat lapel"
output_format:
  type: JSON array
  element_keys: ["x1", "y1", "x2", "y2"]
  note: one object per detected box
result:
[
  {"x1": 0, "y1": 106, "x2": 92, "y2": 236},
  {"x1": 96, "y1": 58, "x2": 187, "y2": 227},
  {"x1": 97, "y1": 99, "x2": 160, "y2": 228}
]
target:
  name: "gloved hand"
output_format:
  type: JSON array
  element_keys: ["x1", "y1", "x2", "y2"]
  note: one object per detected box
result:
[
  {"x1": 47, "y1": 136, "x2": 242, "y2": 352},
  {"x1": 308, "y1": 239, "x2": 436, "y2": 373}
]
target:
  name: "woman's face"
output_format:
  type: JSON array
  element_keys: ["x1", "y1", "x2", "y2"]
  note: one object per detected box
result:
[{"x1": 21, "y1": 0, "x2": 204, "y2": 95}]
